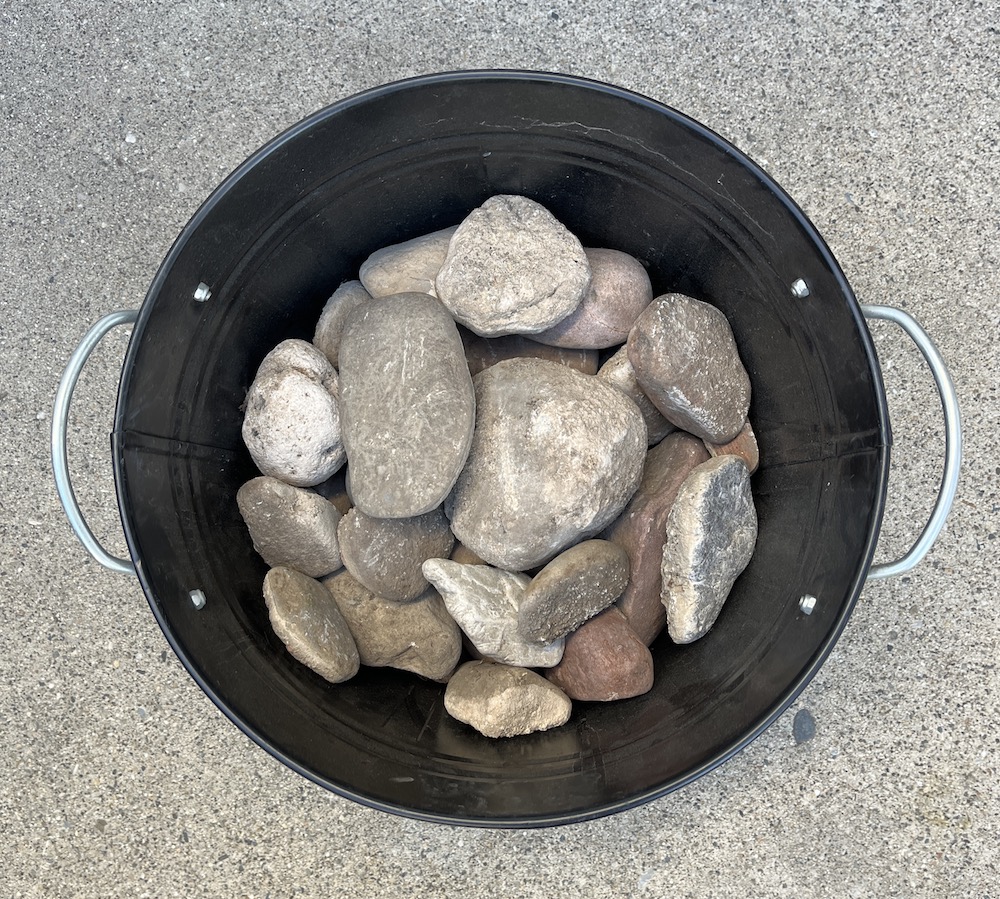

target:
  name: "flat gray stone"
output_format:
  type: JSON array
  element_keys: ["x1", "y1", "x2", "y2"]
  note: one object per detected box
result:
[
  {"x1": 627, "y1": 293, "x2": 751, "y2": 443},
  {"x1": 532, "y1": 248, "x2": 653, "y2": 349},
  {"x1": 661, "y1": 455, "x2": 758, "y2": 643},
  {"x1": 421, "y1": 558, "x2": 564, "y2": 668},
  {"x1": 518, "y1": 540, "x2": 630, "y2": 643},
  {"x1": 313, "y1": 280, "x2": 371, "y2": 368},
  {"x1": 262, "y1": 567, "x2": 359, "y2": 683},
  {"x1": 596, "y1": 346, "x2": 676, "y2": 446},
  {"x1": 444, "y1": 660, "x2": 572, "y2": 738},
  {"x1": 323, "y1": 570, "x2": 461, "y2": 682},
  {"x1": 237, "y1": 476, "x2": 343, "y2": 578},
  {"x1": 435, "y1": 195, "x2": 590, "y2": 336},
  {"x1": 359, "y1": 226, "x2": 457, "y2": 298},
  {"x1": 446, "y1": 358, "x2": 646, "y2": 570},
  {"x1": 337, "y1": 506, "x2": 454, "y2": 602},
  {"x1": 338, "y1": 292, "x2": 475, "y2": 518},
  {"x1": 465, "y1": 333, "x2": 598, "y2": 377}
]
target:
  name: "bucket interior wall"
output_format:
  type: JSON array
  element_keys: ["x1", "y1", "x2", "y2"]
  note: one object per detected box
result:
[{"x1": 114, "y1": 74, "x2": 889, "y2": 825}]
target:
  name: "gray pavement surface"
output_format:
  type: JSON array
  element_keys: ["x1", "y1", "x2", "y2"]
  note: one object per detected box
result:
[{"x1": 2, "y1": 1, "x2": 998, "y2": 896}]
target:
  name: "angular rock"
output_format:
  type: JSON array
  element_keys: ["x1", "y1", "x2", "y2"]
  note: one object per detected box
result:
[
  {"x1": 661, "y1": 456, "x2": 758, "y2": 643},
  {"x1": 421, "y1": 558, "x2": 564, "y2": 668},
  {"x1": 313, "y1": 280, "x2": 371, "y2": 368},
  {"x1": 444, "y1": 661, "x2": 572, "y2": 738},
  {"x1": 533, "y1": 248, "x2": 653, "y2": 349},
  {"x1": 237, "y1": 476, "x2": 343, "y2": 578},
  {"x1": 604, "y1": 433, "x2": 710, "y2": 645},
  {"x1": 627, "y1": 293, "x2": 751, "y2": 443},
  {"x1": 435, "y1": 195, "x2": 590, "y2": 336},
  {"x1": 337, "y1": 506, "x2": 454, "y2": 602},
  {"x1": 545, "y1": 607, "x2": 653, "y2": 702},
  {"x1": 338, "y1": 292, "x2": 476, "y2": 518},
  {"x1": 359, "y1": 226, "x2": 457, "y2": 298},
  {"x1": 465, "y1": 334, "x2": 598, "y2": 377},
  {"x1": 596, "y1": 346, "x2": 676, "y2": 446},
  {"x1": 323, "y1": 570, "x2": 461, "y2": 681},
  {"x1": 446, "y1": 358, "x2": 646, "y2": 570},
  {"x1": 518, "y1": 540, "x2": 630, "y2": 643},
  {"x1": 704, "y1": 419, "x2": 760, "y2": 474},
  {"x1": 262, "y1": 567, "x2": 359, "y2": 683}
]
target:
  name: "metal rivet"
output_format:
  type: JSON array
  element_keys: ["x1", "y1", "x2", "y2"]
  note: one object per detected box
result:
[
  {"x1": 193, "y1": 282, "x2": 212, "y2": 303},
  {"x1": 799, "y1": 594, "x2": 817, "y2": 615},
  {"x1": 190, "y1": 589, "x2": 206, "y2": 610},
  {"x1": 790, "y1": 278, "x2": 810, "y2": 299}
]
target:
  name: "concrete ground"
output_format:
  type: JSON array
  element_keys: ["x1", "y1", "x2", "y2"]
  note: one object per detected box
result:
[{"x1": 2, "y1": 1, "x2": 997, "y2": 896}]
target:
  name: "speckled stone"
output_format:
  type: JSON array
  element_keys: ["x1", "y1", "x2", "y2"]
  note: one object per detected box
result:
[{"x1": 358, "y1": 226, "x2": 457, "y2": 298}]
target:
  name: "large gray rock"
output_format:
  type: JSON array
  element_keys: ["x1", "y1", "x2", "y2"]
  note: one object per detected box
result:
[
  {"x1": 518, "y1": 540, "x2": 630, "y2": 643},
  {"x1": 444, "y1": 661, "x2": 572, "y2": 738},
  {"x1": 262, "y1": 567, "x2": 359, "y2": 683},
  {"x1": 421, "y1": 558, "x2": 564, "y2": 668},
  {"x1": 532, "y1": 248, "x2": 653, "y2": 349},
  {"x1": 323, "y1": 570, "x2": 461, "y2": 681},
  {"x1": 627, "y1": 293, "x2": 751, "y2": 443},
  {"x1": 661, "y1": 456, "x2": 758, "y2": 643},
  {"x1": 446, "y1": 358, "x2": 646, "y2": 571},
  {"x1": 337, "y1": 506, "x2": 454, "y2": 602},
  {"x1": 465, "y1": 334, "x2": 598, "y2": 377},
  {"x1": 237, "y1": 476, "x2": 343, "y2": 578},
  {"x1": 359, "y1": 226, "x2": 457, "y2": 298},
  {"x1": 313, "y1": 280, "x2": 371, "y2": 368},
  {"x1": 596, "y1": 346, "x2": 676, "y2": 446},
  {"x1": 338, "y1": 292, "x2": 476, "y2": 518},
  {"x1": 435, "y1": 195, "x2": 590, "y2": 336}
]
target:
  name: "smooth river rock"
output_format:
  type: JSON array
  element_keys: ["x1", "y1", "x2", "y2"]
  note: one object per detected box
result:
[
  {"x1": 532, "y1": 248, "x2": 653, "y2": 349},
  {"x1": 518, "y1": 540, "x2": 630, "y2": 643},
  {"x1": 262, "y1": 567, "x2": 359, "y2": 683},
  {"x1": 604, "y1": 432, "x2": 710, "y2": 645},
  {"x1": 446, "y1": 358, "x2": 646, "y2": 571},
  {"x1": 421, "y1": 558, "x2": 564, "y2": 668},
  {"x1": 661, "y1": 455, "x2": 758, "y2": 643},
  {"x1": 359, "y1": 226, "x2": 457, "y2": 298},
  {"x1": 444, "y1": 661, "x2": 572, "y2": 738},
  {"x1": 313, "y1": 280, "x2": 371, "y2": 368},
  {"x1": 323, "y1": 570, "x2": 461, "y2": 681},
  {"x1": 627, "y1": 293, "x2": 751, "y2": 443},
  {"x1": 704, "y1": 419, "x2": 760, "y2": 474},
  {"x1": 237, "y1": 476, "x2": 343, "y2": 578},
  {"x1": 338, "y1": 292, "x2": 476, "y2": 518},
  {"x1": 435, "y1": 195, "x2": 590, "y2": 336},
  {"x1": 465, "y1": 334, "x2": 598, "y2": 377},
  {"x1": 337, "y1": 506, "x2": 454, "y2": 602},
  {"x1": 596, "y1": 346, "x2": 676, "y2": 446}
]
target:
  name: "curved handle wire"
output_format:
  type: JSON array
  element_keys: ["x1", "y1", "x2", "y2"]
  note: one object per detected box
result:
[
  {"x1": 862, "y1": 304, "x2": 962, "y2": 580},
  {"x1": 51, "y1": 309, "x2": 139, "y2": 575}
]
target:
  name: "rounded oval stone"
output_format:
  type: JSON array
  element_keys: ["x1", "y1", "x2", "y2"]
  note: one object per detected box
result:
[
  {"x1": 532, "y1": 248, "x2": 653, "y2": 349},
  {"x1": 254, "y1": 338, "x2": 339, "y2": 389},
  {"x1": 596, "y1": 346, "x2": 676, "y2": 446},
  {"x1": 444, "y1": 661, "x2": 572, "y2": 738},
  {"x1": 337, "y1": 506, "x2": 454, "y2": 602},
  {"x1": 518, "y1": 540, "x2": 630, "y2": 643},
  {"x1": 262, "y1": 567, "x2": 359, "y2": 683},
  {"x1": 338, "y1": 292, "x2": 476, "y2": 518},
  {"x1": 627, "y1": 293, "x2": 751, "y2": 443},
  {"x1": 313, "y1": 280, "x2": 371, "y2": 368},
  {"x1": 359, "y1": 226, "x2": 457, "y2": 298},
  {"x1": 435, "y1": 195, "x2": 591, "y2": 336},
  {"x1": 446, "y1": 358, "x2": 646, "y2": 571},
  {"x1": 237, "y1": 476, "x2": 343, "y2": 578}
]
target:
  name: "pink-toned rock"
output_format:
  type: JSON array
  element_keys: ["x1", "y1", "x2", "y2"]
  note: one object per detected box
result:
[
  {"x1": 465, "y1": 334, "x2": 598, "y2": 377},
  {"x1": 703, "y1": 420, "x2": 760, "y2": 474},
  {"x1": 596, "y1": 346, "x2": 676, "y2": 446},
  {"x1": 545, "y1": 607, "x2": 653, "y2": 702},
  {"x1": 603, "y1": 432, "x2": 710, "y2": 645},
  {"x1": 532, "y1": 248, "x2": 653, "y2": 349}
]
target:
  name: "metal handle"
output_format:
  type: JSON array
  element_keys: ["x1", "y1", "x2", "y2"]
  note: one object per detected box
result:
[
  {"x1": 862, "y1": 304, "x2": 962, "y2": 580},
  {"x1": 51, "y1": 309, "x2": 139, "y2": 575}
]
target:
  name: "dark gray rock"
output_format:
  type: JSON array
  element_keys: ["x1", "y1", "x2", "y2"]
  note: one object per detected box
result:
[
  {"x1": 793, "y1": 708, "x2": 817, "y2": 744},
  {"x1": 337, "y1": 506, "x2": 454, "y2": 602},
  {"x1": 338, "y1": 292, "x2": 476, "y2": 518},
  {"x1": 627, "y1": 293, "x2": 751, "y2": 443},
  {"x1": 596, "y1": 346, "x2": 676, "y2": 446},
  {"x1": 262, "y1": 567, "x2": 359, "y2": 683},
  {"x1": 313, "y1": 280, "x2": 371, "y2": 368},
  {"x1": 435, "y1": 195, "x2": 590, "y2": 336},
  {"x1": 444, "y1": 660, "x2": 572, "y2": 737},
  {"x1": 661, "y1": 455, "x2": 758, "y2": 643},
  {"x1": 446, "y1": 358, "x2": 646, "y2": 570},
  {"x1": 359, "y1": 226, "x2": 457, "y2": 298},
  {"x1": 237, "y1": 476, "x2": 343, "y2": 577}
]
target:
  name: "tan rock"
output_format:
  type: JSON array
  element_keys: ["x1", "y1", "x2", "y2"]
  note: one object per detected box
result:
[
  {"x1": 359, "y1": 227, "x2": 457, "y2": 298},
  {"x1": 465, "y1": 334, "x2": 598, "y2": 377}
]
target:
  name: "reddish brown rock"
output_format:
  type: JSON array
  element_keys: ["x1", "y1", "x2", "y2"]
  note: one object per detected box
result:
[
  {"x1": 703, "y1": 420, "x2": 759, "y2": 474},
  {"x1": 545, "y1": 607, "x2": 653, "y2": 701},
  {"x1": 465, "y1": 334, "x2": 599, "y2": 377},
  {"x1": 603, "y1": 432, "x2": 710, "y2": 645}
]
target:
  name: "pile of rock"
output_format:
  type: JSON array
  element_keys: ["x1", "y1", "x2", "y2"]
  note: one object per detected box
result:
[{"x1": 238, "y1": 195, "x2": 758, "y2": 739}]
